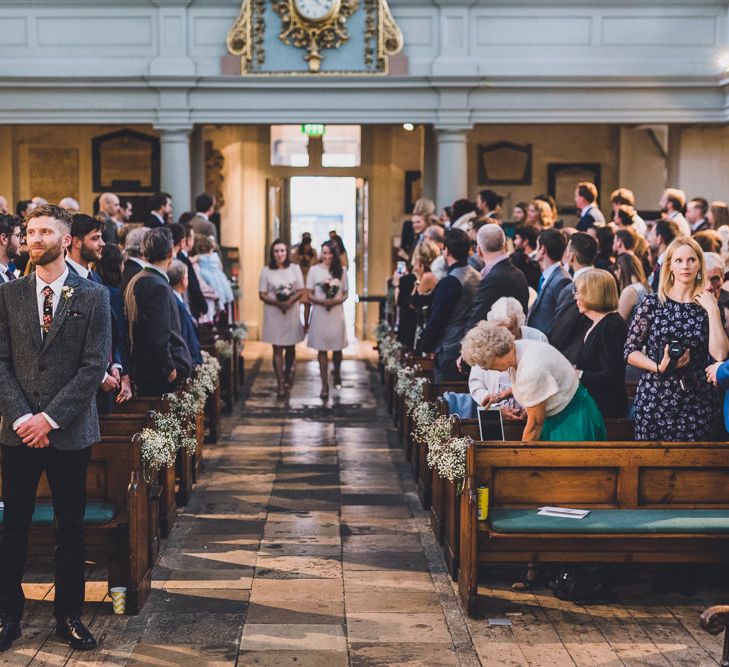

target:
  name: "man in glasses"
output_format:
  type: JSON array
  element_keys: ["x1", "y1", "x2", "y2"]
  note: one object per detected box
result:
[{"x1": 0, "y1": 215, "x2": 22, "y2": 283}]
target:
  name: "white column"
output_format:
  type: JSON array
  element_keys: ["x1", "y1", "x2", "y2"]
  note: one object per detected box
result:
[
  {"x1": 435, "y1": 128, "x2": 469, "y2": 209},
  {"x1": 190, "y1": 125, "x2": 206, "y2": 200},
  {"x1": 158, "y1": 127, "x2": 192, "y2": 213}
]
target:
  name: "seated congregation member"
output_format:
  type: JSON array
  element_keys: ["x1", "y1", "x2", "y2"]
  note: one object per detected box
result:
[
  {"x1": 468, "y1": 297, "x2": 546, "y2": 416},
  {"x1": 574, "y1": 269, "x2": 628, "y2": 418},
  {"x1": 625, "y1": 237, "x2": 728, "y2": 441},
  {"x1": 526, "y1": 228, "x2": 571, "y2": 335},
  {"x1": 461, "y1": 321, "x2": 606, "y2": 442},
  {"x1": 306, "y1": 240, "x2": 348, "y2": 399},
  {"x1": 410, "y1": 241, "x2": 440, "y2": 350},
  {"x1": 465, "y1": 225, "x2": 529, "y2": 332},
  {"x1": 95, "y1": 244, "x2": 132, "y2": 404},
  {"x1": 419, "y1": 229, "x2": 480, "y2": 382},
  {"x1": 167, "y1": 260, "x2": 203, "y2": 366},
  {"x1": 0, "y1": 205, "x2": 111, "y2": 651},
  {"x1": 124, "y1": 228, "x2": 192, "y2": 396},
  {"x1": 510, "y1": 225, "x2": 541, "y2": 292},
  {"x1": 615, "y1": 252, "x2": 650, "y2": 322},
  {"x1": 259, "y1": 239, "x2": 305, "y2": 397},
  {"x1": 120, "y1": 227, "x2": 150, "y2": 296},
  {"x1": 549, "y1": 232, "x2": 597, "y2": 364},
  {"x1": 575, "y1": 181, "x2": 606, "y2": 232}
]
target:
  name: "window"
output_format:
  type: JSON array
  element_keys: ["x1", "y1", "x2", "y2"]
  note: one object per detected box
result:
[
  {"x1": 323, "y1": 125, "x2": 361, "y2": 167},
  {"x1": 270, "y1": 125, "x2": 309, "y2": 167}
]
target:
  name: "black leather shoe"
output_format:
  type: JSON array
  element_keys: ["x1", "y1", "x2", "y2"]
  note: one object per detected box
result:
[
  {"x1": 54, "y1": 616, "x2": 97, "y2": 651},
  {"x1": 0, "y1": 615, "x2": 21, "y2": 651}
]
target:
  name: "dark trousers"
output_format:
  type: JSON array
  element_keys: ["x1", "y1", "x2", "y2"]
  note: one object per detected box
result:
[
  {"x1": 0, "y1": 444, "x2": 91, "y2": 621},
  {"x1": 434, "y1": 349, "x2": 462, "y2": 383}
]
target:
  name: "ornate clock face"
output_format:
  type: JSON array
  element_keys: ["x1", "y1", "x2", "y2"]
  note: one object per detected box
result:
[{"x1": 293, "y1": 0, "x2": 339, "y2": 23}]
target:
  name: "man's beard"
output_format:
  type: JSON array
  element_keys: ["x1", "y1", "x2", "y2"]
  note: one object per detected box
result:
[
  {"x1": 6, "y1": 244, "x2": 19, "y2": 260},
  {"x1": 31, "y1": 239, "x2": 63, "y2": 266},
  {"x1": 81, "y1": 245, "x2": 101, "y2": 263}
]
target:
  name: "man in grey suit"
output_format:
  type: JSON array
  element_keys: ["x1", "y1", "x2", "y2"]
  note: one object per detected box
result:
[
  {"x1": 0, "y1": 205, "x2": 111, "y2": 652},
  {"x1": 189, "y1": 193, "x2": 218, "y2": 240},
  {"x1": 526, "y1": 228, "x2": 571, "y2": 335}
]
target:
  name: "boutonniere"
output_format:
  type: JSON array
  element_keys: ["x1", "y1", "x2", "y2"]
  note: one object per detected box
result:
[{"x1": 61, "y1": 286, "x2": 74, "y2": 302}]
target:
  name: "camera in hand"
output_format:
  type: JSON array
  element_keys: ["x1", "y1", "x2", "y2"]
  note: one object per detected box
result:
[{"x1": 665, "y1": 339, "x2": 685, "y2": 374}]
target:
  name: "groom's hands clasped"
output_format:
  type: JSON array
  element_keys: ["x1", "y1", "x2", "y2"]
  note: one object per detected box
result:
[{"x1": 16, "y1": 414, "x2": 52, "y2": 448}]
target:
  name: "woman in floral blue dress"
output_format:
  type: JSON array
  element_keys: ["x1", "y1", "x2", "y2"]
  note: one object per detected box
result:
[{"x1": 624, "y1": 237, "x2": 728, "y2": 441}]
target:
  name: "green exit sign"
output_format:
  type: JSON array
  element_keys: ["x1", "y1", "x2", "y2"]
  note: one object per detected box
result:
[{"x1": 301, "y1": 124, "x2": 326, "y2": 137}]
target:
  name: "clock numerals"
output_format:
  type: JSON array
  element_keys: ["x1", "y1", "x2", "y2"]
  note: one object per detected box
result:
[{"x1": 294, "y1": 0, "x2": 335, "y2": 21}]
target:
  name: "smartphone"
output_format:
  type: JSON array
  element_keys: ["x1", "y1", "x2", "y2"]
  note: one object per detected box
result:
[
  {"x1": 396, "y1": 261, "x2": 406, "y2": 276},
  {"x1": 478, "y1": 407, "x2": 505, "y2": 441}
]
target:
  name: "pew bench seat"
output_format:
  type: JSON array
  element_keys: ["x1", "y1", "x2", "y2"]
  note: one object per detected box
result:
[
  {"x1": 0, "y1": 502, "x2": 118, "y2": 526},
  {"x1": 487, "y1": 508, "x2": 729, "y2": 535}
]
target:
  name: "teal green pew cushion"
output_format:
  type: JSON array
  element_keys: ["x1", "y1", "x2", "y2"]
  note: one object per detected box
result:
[
  {"x1": 0, "y1": 502, "x2": 117, "y2": 526},
  {"x1": 489, "y1": 508, "x2": 729, "y2": 534}
]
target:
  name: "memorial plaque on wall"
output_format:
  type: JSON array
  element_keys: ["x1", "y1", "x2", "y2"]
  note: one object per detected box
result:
[
  {"x1": 28, "y1": 147, "x2": 79, "y2": 203},
  {"x1": 92, "y1": 129, "x2": 160, "y2": 193}
]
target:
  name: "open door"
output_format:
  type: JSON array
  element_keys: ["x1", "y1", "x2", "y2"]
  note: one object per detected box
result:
[
  {"x1": 265, "y1": 177, "x2": 290, "y2": 257},
  {"x1": 355, "y1": 177, "x2": 369, "y2": 340}
]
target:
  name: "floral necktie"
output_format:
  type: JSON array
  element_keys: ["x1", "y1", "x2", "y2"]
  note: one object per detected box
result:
[{"x1": 41, "y1": 286, "x2": 54, "y2": 340}]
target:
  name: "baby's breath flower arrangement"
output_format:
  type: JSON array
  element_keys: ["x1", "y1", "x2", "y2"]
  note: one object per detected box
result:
[
  {"x1": 231, "y1": 323, "x2": 248, "y2": 342},
  {"x1": 214, "y1": 339, "x2": 234, "y2": 360},
  {"x1": 425, "y1": 420, "x2": 471, "y2": 484},
  {"x1": 137, "y1": 352, "x2": 221, "y2": 482}
]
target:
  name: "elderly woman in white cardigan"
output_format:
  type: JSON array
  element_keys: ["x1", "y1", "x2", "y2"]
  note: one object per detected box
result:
[{"x1": 467, "y1": 297, "x2": 546, "y2": 417}]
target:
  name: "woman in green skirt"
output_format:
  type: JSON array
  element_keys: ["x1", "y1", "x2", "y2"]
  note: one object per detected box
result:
[{"x1": 461, "y1": 321, "x2": 606, "y2": 442}]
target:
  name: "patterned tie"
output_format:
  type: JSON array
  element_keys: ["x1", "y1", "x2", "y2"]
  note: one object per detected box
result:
[
  {"x1": 5, "y1": 269, "x2": 14, "y2": 282},
  {"x1": 41, "y1": 286, "x2": 54, "y2": 340}
]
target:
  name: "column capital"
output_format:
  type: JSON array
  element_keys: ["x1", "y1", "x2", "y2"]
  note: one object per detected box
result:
[
  {"x1": 155, "y1": 125, "x2": 194, "y2": 138},
  {"x1": 433, "y1": 126, "x2": 471, "y2": 139}
]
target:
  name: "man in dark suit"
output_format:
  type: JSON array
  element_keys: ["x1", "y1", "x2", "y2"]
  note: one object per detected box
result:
[
  {"x1": 168, "y1": 260, "x2": 203, "y2": 366},
  {"x1": 687, "y1": 197, "x2": 711, "y2": 234},
  {"x1": 96, "y1": 192, "x2": 120, "y2": 245},
  {"x1": 145, "y1": 192, "x2": 173, "y2": 229},
  {"x1": 466, "y1": 224, "x2": 528, "y2": 331},
  {"x1": 0, "y1": 205, "x2": 111, "y2": 651},
  {"x1": 510, "y1": 224, "x2": 541, "y2": 291},
  {"x1": 119, "y1": 227, "x2": 150, "y2": 296},
  {"x1": 549, "y1": 232, "x2": 598, "y2": 364},
  {"x1": 575, "y1": 182, "x2": 606, "y2": 232},
  {"x1": 127, "y1": 227, "x2": 192, "y2": 395},
  {"x1": 526, "y1": 228, "x2": 571, "y2": 335},
  {"x1": 170, "y1": 223, "x2": 207, "y2": 319},
  {"x1": 0, "y1": 215, "x2": 21, "y2": 284},
  {"x1": 648, "y1": 219, "x2": 680, "y2": 292}
]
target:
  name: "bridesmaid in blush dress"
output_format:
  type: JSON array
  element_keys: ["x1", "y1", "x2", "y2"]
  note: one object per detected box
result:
[
  {"x1": 259, "y1": 239, "x2": 305, "y2": 397},
  {"x1": 306, "y1": 240, "x2": 348, "y2": 399}
]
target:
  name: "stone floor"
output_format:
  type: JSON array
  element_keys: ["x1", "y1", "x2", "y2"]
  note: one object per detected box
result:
[{"x1": 2, "y1": 345, "x2": 728, "y2": 666}]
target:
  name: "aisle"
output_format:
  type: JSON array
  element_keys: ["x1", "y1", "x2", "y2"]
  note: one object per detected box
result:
[{"x1": 118, "y1": 355, "x2": 471, "y2": 665}]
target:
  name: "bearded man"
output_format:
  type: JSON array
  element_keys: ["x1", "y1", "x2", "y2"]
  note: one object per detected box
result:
[
  {"x1": 0, "y1": 215, "x2": 21, "y2": 283},
  {"x1": 0, "y1": 205, "x2": 110, "y2": 651}
]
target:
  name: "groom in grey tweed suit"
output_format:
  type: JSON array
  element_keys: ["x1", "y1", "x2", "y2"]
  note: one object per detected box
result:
[{"x1": 0, "y1": 205, "x2": 110, "y2": 652}]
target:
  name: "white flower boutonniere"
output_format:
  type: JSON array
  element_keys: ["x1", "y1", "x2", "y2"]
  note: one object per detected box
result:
[{"x1": 61, "y1": 286, "x2": 74, "y2": 302}]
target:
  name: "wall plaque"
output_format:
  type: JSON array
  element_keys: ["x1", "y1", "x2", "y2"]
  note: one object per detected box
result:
[
  {"x1": 28, "y1": 147, "x2": 79, "y2": 203},
  {"x1": 92, "y1": 129, "x2": 160, "y2": 193},
  {"x1": 547, "y1": 163, "x2": 601, "y2": 216}
]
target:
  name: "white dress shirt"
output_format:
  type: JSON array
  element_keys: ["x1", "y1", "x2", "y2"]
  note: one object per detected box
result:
[
  {"x1": 66, "y1": 256, "x2": 90, "y2": 280},
  {"x1": 0, "y1": 261, "x2": 11, "y2": 283}
]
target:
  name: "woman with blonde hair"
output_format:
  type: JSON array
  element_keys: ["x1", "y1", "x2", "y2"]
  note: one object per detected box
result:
[
  {"x1": 574, "y1": 269, "x2": 628, "y2": 418},
  {"x1": 410, "y1": 240, "x2": 441, "y2": 350},
  {"x1": 525, "y1": 199, "x2": 554, "y2": 229},
  {"x1": 625, "y1": 236, "x2": 728, "y2": 440}
]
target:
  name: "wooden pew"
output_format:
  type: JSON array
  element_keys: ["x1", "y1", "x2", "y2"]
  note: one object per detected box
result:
[
  {"x1": 0, "y1": 438, "x2": 151, "y2": 614},
  {"x1": 435, "y1": 416, "x2": 635, "y2": 581},
  {"x1": 457, "y1": 437, "x2": 729, "y2": 617}
]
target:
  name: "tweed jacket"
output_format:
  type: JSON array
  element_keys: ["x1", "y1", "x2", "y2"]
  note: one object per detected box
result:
[{"x1": 0, "y1": 270, "x2": 111, "y2": 450}]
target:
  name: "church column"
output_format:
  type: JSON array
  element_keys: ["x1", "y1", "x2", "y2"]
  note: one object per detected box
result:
[
  {"x1": 435, "y1": 128, "x2": 469, "y2": 209},
  {"x1": 190, "y1": 125, "x2": 206, "y2": 200},
  {"x1": 158, "y1": 127, "x2": 192, "y2": 212}
]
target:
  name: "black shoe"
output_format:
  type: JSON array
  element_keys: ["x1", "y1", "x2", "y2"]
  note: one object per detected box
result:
[
  {"x1": 54, "y1": 615, "x2": 97, "y2": 651},
  {"x1": 0, "y1": 615, "x2": 21, "y2": 651}
]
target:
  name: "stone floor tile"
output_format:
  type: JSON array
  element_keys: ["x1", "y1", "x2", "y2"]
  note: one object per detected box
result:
[
  {"x1": 246, "y1": 598, "x2": 345, "y2": 624},
  {"x1": 250, "y1": 578, "x2": 344, "y2": 602},
  {"x1": 140, "y1": 612, "x2": 245, "y2": 644},
  {"x1": 343, "y1": 569, "x2": 435, "y2": 592},
  {"x1": 342, "y1": 550, "x2": 429, "y2": 572},
  {"x1": 237, "y1": 650, "x2": 349, "y2": 666},
  {"x1": 239, "y1": 623, "x2": 347, "y2": 651},
  {"x1": 152, "y1": 588, "x2": 249, "y2": 614},
  {"x1": 349, "y1": 642, "x2": 459, "y2": 666},
  {"x1": 161, "y1": 569, "x2": 254, "y2": 590},
  {"x1": 346, "y1": 612, "x2": 452, "y2": 644},
  {"x1": 345, "y1": 589, "x2": 441, "y2": 614},
  {"x1": 255, "y1": 555, "x2": 342, "y2": 579},
  {"x1": 343, "y1": 533, "x2": 424, "y2": 552},
  {"x1": 128, "y1": 642, "x2": 238, "y2": 666}
]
